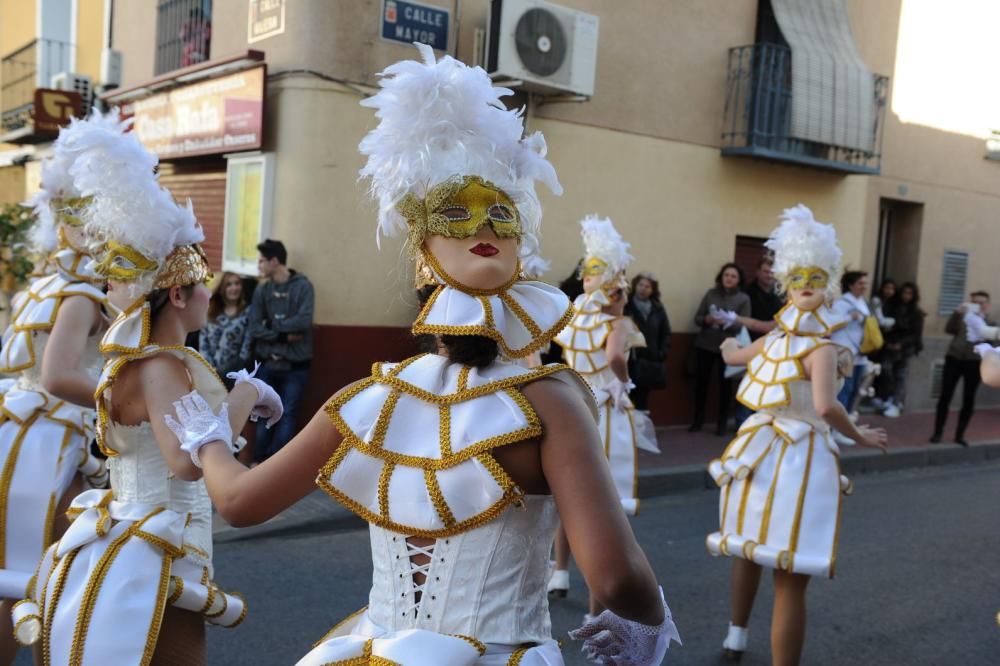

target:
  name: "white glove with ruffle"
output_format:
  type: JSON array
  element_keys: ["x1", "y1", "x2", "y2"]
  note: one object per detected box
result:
[
  {"x1": 164, "y1": 391, "x2": 234, "y2": 468},
  {"x1": 974, "y1": 343, "x2": 998, "y2": 359},
  {"x1": 717, "y1": 309, "x2": 739, "y2": 328},
  {"x1": 607, "y1": 378, "x2": 636, "y2": 411},
  {"x1": 569, "y1": 587, "x2": 681, "y2": 665},
  {"x1": 227, "y1": 362, "x2": 283, "y2": 428}
]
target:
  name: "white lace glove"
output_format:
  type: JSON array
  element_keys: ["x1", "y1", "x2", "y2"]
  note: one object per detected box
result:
[
  {"x1": 974, "y1": 343, "x2": 998, "y2": 359},
  {"x1": 227, "y1": 362, "x2": 284, "y2": 428},
  {"x1": 164, "y1": 391, "x2": 234, "y2": 468},
  {"x1": 607, "y1": 378, "x2": 636, "y2": 411},
  {"x1": 569, "y1": 587, "x2": 681, "y2": 665},
  {"x1": 717, "y1": 309, "x2": 739, "y2": 328}
]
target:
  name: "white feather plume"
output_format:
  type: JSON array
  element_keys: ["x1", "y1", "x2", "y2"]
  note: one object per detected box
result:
[
  {"x1": 580, "y1": 214, "x2": 633, "y2": 282},
  {"x1": 765, "y1": 204, "x2": 843, "y2": 298},
  {"x1": 26, "y1": 108, "x2": 132, "y2": 254},
  {"x1": 358, "y1": 43, "x2": 561, "y2": 268},
  {"x1": 68, "y1": 110, "x2": 203, "y2": 294}
]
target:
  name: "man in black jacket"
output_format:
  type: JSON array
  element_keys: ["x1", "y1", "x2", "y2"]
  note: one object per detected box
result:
[{"x1": 247, "y1": 239, "x2": 315, "y2": 462}]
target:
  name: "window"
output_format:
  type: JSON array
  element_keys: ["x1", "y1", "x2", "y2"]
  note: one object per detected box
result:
[
  {"x1": 155, "y1": 0, "x2": 213, "y2": 75},
  {"x1": 938, "y1": 249, "x2": 968, "y2": 316},
  {"x1": 222, "y1": 153, "x2": 274, "y2": 275}
]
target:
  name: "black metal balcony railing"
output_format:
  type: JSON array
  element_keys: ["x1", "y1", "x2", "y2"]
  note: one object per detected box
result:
[
  {"x1": 721, "y1": 43, "x2": 889, "y2": 175},
  {"x1": 155, "y1": 0, "x2": 213, "y2": 76},
  {"x1": 1, "y1": 38, "x2": 75, "y2": 134}
]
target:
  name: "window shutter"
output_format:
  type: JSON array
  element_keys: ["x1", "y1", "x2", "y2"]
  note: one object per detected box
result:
[{"x1": 938, "y1": 249, "x2": 968, "y2": 316}]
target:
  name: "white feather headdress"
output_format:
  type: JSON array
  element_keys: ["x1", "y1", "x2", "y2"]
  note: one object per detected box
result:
[
  {"x1": 580, "y1": 214, "x2": 633, "y2": 283},
  {"x1": 70, "y1": 113, "x2": 203, "y2": 295},
  {"x1": 25, "y1": 108, "x2": 132, "y2": 255},
  {"x1": 765, "y1": 204, "x2": 843, "y2": 298},
  {"x1": 358, "y1": 43, "x2": 561, "y2": 269}
]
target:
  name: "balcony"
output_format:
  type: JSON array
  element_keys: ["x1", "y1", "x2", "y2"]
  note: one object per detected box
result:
[
  {"x1": 721, "y1": 43, "x2": 888, "y2": 175},
  {"x1": 0, "y1": 38, "x2": 76, "y2": 143}
]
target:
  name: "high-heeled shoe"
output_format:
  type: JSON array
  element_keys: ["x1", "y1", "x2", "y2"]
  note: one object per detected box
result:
[
  {"x1": 547, "y1": 569, "x2": 569, "y2": 598},
  {"x1": 722, "y1": 622, "x2": 748, "y2": 661}
]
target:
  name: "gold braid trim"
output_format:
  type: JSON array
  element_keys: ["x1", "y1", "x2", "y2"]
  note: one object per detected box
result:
[
  {"x1": 448, "y1": 634, "x2": 488, "y2": 656},
  {"x1": 43, "y1": 548, "x2": 79, "y2": 666},
  {"x1": 424, "y1": 469, "x2": 458, "y2": 529}
]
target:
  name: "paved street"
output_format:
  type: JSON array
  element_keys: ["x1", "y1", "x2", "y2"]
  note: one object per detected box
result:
[
  {"x1": 198, "y1": 461, "x2": 1000, "y2": 665},
  {"x1": 13, "y1": 461, "x2": 999, "y2": 665}
]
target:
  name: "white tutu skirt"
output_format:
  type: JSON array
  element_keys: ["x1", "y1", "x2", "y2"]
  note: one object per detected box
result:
[
  {"x1": 705, "y1": 413, "x2": 852, "y2": 578},
  {"x1": 0, "y1": 389, "x2": 101, "y2": 600},
  {"x1": 594, "y1": 390, "x2": 659, "y2": 516},
  {"x1": 12, "y1": 489, "x2": 244, "y2": 658},
  {"x1": 299, "y1": 609, "x2": 563, "y2": 665}
]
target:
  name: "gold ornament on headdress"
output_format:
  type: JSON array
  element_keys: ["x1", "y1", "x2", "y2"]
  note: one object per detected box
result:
[
  {"x1": 153, "y1": 244, "x2": 213, "y2": 289},
  {"x1": 51, "y1": 196, "x2": 92, "y2": 227},
  {"x1": 395, "y1": 175, "x2": 522, "y2": 256}
]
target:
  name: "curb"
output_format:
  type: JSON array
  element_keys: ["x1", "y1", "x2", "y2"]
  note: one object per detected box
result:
[{"x1": 216, "y1": 441, "x2": 1000, "y2": 543}]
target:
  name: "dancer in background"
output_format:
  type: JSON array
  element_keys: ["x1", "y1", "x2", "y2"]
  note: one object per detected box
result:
[
  {"x1": 707, "y1": 205, "x2": 887, "y2": 665},
  {"x1": 1, "y1": 112, "x2": 113, "y2": 659},
  {"x1": 14, "y1": 112, "x2": 265, "y2": 664},
  {"x1": 550, "y1": 215, "x2": 659, "y2": 609},
  {"x1": 162, "y1": 44, "x2": 679, "y2": 665}
]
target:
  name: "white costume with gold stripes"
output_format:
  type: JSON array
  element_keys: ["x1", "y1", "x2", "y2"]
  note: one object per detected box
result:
[
  {"x1": 554, "y1": 290, "x2": 658, "y2": 515},
  {"x1": 12, "y1": 304, "x2": 245, "y2": 657},
  {"x1": 301, "y1": 353, "x2": 595, "y2": 665},
  {"x1": 706, "y1": 304, "x2": 851, "y2": 578},
  {"x1": 0, "y1": 248, "x2": 106, "y2": 603}
]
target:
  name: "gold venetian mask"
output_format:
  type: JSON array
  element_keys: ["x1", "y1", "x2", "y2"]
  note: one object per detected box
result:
[
  {"x1": 94, "y1": 240, "x2": 159, "y2": 282},
  {"x1": 786, "y1": 266, "x2": 829, "y2": 291},
  {"x1": 396, "y1": 176, "x2": 522, "y2": 252},
  {"x1": 581, "y1": 256, "x2": 609, "y2": 278}
]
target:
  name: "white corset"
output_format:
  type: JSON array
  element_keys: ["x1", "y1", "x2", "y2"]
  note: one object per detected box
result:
[
  {"x1": 366, "y1": 495, "x2": 558, "y2": 645},
  {"x1": 106, "y1": 421, "x2": 213, "y2": 567},
  {"x1": 767, "y1": 379, "x2": 836, "y2": 431}
]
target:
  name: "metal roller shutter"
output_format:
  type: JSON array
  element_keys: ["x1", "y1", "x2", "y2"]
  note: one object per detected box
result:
[{"x1": 156, "y1": 158, "x2": 227, "y2": 271}]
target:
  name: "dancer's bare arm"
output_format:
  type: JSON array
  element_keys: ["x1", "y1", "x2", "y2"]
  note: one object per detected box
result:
[
  {"x1": 805, "y1": 345, "x2": 887, "y2": 451},
  {"x1": 41, "y1": 296, "x2": 102, "y2": 406},
  {"x1": 981, "y1": 352, "x2": 1000, "y2": 387},
  {"x1": 606, "y1": 318, "x2": 630, "y2": 382},
  {"x1": 197, "y1": 392, "x2": 346, "y2": 527},
  {"x1": 141, "y1": 354, "x2": 257, "y2": 480},
  {"x1": 524, "y1": 378, "x2": 664, "y2": 626}
]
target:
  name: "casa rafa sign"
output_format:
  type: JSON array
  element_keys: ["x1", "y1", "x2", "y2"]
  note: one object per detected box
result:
[{"x1": 381, "y1": 0, "x2": 450, "y2": 51}]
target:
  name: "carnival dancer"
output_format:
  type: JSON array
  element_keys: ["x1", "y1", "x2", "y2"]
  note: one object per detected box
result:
[
  {"x1": 705, "y1": 205, "x2": 887, "y2": 664},
  {"x1": 160, "y1": 44, "x2": 679, "y2": 665},
  {"x1": 0, "y1": 112, "x2": 116, "y2": 662},
  {"x1": 549, "y1": 216, "x2": 659, "y2": 603},
  {"x1": 12, "y1": 116, "x2": 265, "y2": 665}
]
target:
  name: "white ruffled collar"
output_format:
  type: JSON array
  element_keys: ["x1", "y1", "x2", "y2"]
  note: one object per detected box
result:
[
  {"x1": 576, "y1": 289, "x2": 611, "y2": 314},
  {"x1": 100, "y1": 299, "x2": 152, "y2": 355},
  {"x1": 775, "y1": 303, "x2": 846, "y2": 338}
]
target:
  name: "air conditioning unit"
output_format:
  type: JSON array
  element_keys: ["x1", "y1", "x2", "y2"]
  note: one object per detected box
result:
[
  {"x1": 101, "y1": 48, "x2": 124, "y2": 88},
  {"x1": 486, "y1": 0, "x2": 599, "y2": 97},
  {"x1": 51, "y1": 72, "x2": 94, "y2": 112}
]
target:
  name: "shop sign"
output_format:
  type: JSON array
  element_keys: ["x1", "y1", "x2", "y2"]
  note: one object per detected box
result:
[
  {"x1": 248, "y1": 0, "x2": 286, "y2": 43},
  {"x1": 33, "y1": 89, "x2": 82, "y2": 135},
  {"x1": 381, "y1": 0, "x2": 449, "y2": 50},
  {"x1": 130, "y1": 66, "x2": 265, "y2": 159}
]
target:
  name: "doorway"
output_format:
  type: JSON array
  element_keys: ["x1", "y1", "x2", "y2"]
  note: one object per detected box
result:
[{"x1": 874, "y1": 198, "x2": 923, "y2": 289}]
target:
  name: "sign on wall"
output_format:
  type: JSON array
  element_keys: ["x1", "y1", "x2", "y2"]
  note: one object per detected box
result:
[
  {"x1": 129, "y1": 66, "x2": 265, "y2": 159},
  {"x1": 248, "y1": 0, "x2": 286, "y2": 43},
  {"x1": 381, "y1": 0, "x2": 450, "y2": 51},
  {"x1": 33, "y1": 89, "x2": 82, "y2": 135}
]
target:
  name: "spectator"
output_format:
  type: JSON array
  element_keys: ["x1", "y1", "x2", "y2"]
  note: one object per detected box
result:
[
  {"x1": 831, "y1": 270, "x2": 872, "y2": 414},
  {"x1": 870, "y1": 278, "x2": 898, "y2": 411},
  {"x1": 735, "y1": 256, "x2": 784, "y2": 339},
  {"x1": 199, "y1": 272, "x2": 251, "y2": 383},
  {"x1": 690, "y1": 262, "x2": 750, "y2": 435},
  {"x1": 625, "y1": 272, "x2": 671, "y2": 412},
  {"x1": 878, "y1": 282, "x2": 924, "y2": 418},
  {"x1": 931, "y1": 290, "x2": 994, "y2": 446},
  {"x1": 247, "y1": 239, "x2": 315, "y2": 462},
  {"x1": 180, "y1": 7, "x2": 211, "y2": 67}
]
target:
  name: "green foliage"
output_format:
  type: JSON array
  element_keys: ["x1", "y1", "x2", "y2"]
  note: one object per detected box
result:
[{"x1": 0, "y1": 203, "x2": 37, "y2": 289}]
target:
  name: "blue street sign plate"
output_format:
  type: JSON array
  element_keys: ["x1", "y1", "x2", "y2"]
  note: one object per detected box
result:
[{"x1": 381, "y1": 0, "x2": 450, "y2": 51}]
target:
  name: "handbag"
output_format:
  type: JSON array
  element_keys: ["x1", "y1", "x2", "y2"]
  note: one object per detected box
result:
[{"x1": 860, "y1": 315, "x2": 884, "y2": 354}]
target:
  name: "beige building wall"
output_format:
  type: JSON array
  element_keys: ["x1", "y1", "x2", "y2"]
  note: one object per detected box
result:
[
  {"x1": 111, "y1": 0, "x2": 156, "y2": 86},
  {"x1": 0, "y1": 0, "x2": 36, "y2": 57},
  {"x1": 75, "y1": 0, "x2": 106, "y2": 83}
]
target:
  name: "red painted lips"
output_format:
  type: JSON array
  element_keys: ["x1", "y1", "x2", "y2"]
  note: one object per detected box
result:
[{"x1": 469, "y1": 243, "x2": 499, "y2": 257}]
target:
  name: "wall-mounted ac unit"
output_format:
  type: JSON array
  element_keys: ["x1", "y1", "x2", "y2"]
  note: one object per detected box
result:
[
  {"x1": 486, "y1": 0, "x2": 599, "y2": 97},
  {"x1": 101, "y1": 48, "x2": 123, "y2": 88},
  {"x1": 51, "y1": 72, "x2": 94, "y2": 111}
]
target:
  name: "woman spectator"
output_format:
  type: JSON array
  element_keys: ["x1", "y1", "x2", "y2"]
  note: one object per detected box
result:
[
  {"x1": 625, "y1": 272, "x2": 671, "y2": 412},
  {"x1": 831, "y1": 270, "x2": 872, "y2": 414},
  {"x1": 691, "y1": 262, "x2": 750, "y2": 435},
  {"x1": 871, "y1": 278, "x2": 897, "y2": 411},
  {"x1": 880, "y1": 282, "x2": 925, "y2": 417},
  {"x1": 200, "y1": 272, "x2": 251, "y2": 382}
]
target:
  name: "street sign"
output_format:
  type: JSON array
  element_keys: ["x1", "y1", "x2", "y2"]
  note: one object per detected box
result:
[{"x1": 381, "y1": 0, "x2": 450, "y2": 51}]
